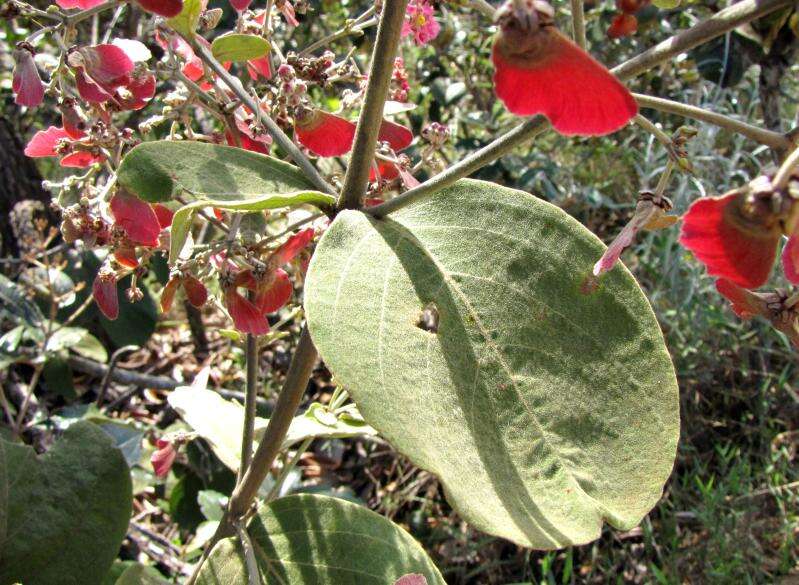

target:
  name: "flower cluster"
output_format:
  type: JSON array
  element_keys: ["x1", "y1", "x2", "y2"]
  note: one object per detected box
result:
[{"x1": 401, "y1": 0, "x2": 441, "y2": 46}]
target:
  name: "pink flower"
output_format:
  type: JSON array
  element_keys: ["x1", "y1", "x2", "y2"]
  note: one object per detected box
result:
[
  {"x1": 110, "y1": 191, "x2": 162, "y2": 247},
  {"x1": 68, "y1": 43, "x2": 134, "y2": 103},
  {"x1": 402, "y1": 0, "x2": 440, "y2": 46},
  {"x1": 276, "y1": 0, "x2": 299, "y2": 26},
  {"x1": 151, "y1": 438, "x2": 177, "y2": 477},
  {"x1": 12, "y1": 43, "x2": 45, "y2": 108},
  {"x1": 161, "y1": 274, "x2": 208, "y2": 312},
  {"x1": 24, "y1": 125, "x2": 104, "y2": 168}
]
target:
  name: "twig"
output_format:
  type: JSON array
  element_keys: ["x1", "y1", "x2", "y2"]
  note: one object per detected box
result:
[
  {"x1": 337, "y1": 0, "x2": 409, "y2": 210},
  {"x1": 633, "y1": 114, "x2": 675, "y2": 155},
  {"x1": 774, "y1": 146, "x2": 799, "y2": 190},
  {"x1": 570, "y1": 0, "x2": 586, "y2": 50},
  {"x1": 191, "y1": 40, "x2": 337, "y2": 197},
  {"x1": 368, "y1": 0, "x2": 794, "y2": 217},
  {"x1": 66, "y1": 355, "x2": 271, "y2": 408},
  {"x1": 238, "y1": 333, "x2": 258, "y2": 483},
  {"x1": 14, "y1": 365, "x2": 43, "y2": 436},
  {"x1": 468, "y1": 0, "x2": 496, "y2": 19},
  {"x1": 300, "y1": 7, "x2": 377, "y2": 56},
  {"x1": 235, "y1": 520, "x2": 262, "y2": 585},
  {"x1": 96, "y1": 344, "x2": 139, "y2": 407},
  {"x1": 265, "y1": 437, "x2": 312, "y2": 500},
  {"x1": 186, "y1": 327, "x2": 317, "y2": 585},
  {"x1": 634, "y1": 93, "x2": 792, "y2": 151}
]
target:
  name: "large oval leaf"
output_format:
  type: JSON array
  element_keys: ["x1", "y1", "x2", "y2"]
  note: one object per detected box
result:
[
  {"x1": 0, "y1": 421, "x2": 132, "y2": 585},
  {"x1": 197, "y1": 494, "x2": 445, "y2": 585},
  {"x1": 304, "y1": 179, "x2": 679, "y2": 549},
  {"x1": 116, "y1": 141, "x2": 326, "y2": 204}
]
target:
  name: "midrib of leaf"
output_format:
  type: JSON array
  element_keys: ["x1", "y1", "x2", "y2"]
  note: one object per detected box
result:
[
  {"x1": 250, "y1": 539, "x2": 386, "y2": 582},
  {"x1": 367, "y1": 215, "x2": 613, "y2": 515}
]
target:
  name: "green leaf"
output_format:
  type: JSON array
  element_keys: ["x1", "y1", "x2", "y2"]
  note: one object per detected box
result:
[
  {"x1": 114, "y1": 564, "x2": 170, "y2": 585},
  {"x1": 304, "y1": 179, "x2": 680, "y2": 549},
  {"x1": 168, "y1": 190, "x2": 333, "y2": 262},
  {"x1": 46, "y1": 326, "x2": 107, "y2": 362},
  {"x1": 211, "y1": 34, "x2": 270, "y2": 62},
  {"x1": 166, "y1": 0, "x2": 202, "y2": 37},
  {"x1": 197, "y1": 490, "x2": 227, "y2": 521},
  {"x1": 43, "y1": 356, "x2": 76, "y2": 399},
  {"x1": 117, "y1": 141, "x2": 325, "y2": 203},
  {"x1": 197, "y1": 494, "x2": 445, "y2": 585},
  {"x1": 652, "y1": 0, "x2": 680, "y2": 7},
  {"x1": 167, "y1": 386, "x2": 377, "y2": 472},
  {"x1": 0, "y1": 273, "x2": 44, "y2": 326},
  {"x1": 0, "y1": 421, "x2": 133, "y2": 585}
]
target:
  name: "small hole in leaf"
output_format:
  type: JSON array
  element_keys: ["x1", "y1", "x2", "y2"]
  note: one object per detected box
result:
[{"x1": 416, "y1": 302, "x2": 439, "y2": 334}]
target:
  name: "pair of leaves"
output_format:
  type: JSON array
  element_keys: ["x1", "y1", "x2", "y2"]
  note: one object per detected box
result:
[
  {"x1": 116, "y1": 142, "x2": 334, "y2": 261},
  {"x1": 0, "y1": 422, "x2": 132, "y2": 585}
]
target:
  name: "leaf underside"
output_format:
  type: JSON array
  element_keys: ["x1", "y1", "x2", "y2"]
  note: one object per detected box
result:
[{"x1": 304, "y1": 179, "x2": 680, "y2": 549}]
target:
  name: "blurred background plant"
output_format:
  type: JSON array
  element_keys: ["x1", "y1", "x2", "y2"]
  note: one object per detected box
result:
[{"x1": 1, "y1": 0, "x2": 797, "y2": 583}]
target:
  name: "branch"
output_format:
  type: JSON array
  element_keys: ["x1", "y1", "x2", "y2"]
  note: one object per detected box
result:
[
  {"x1": 368, "y1": 0, "x2": 794, "y2": 217},
  {"x1": 238, "y1": 333, "x2": 258, "y2": 483},
  {"x1": 337, "y1": 0, "x2": 409, "y2": 210},
  {"x1": 634, "y1": 93, "x2": 793, "y2": 150},
  {"x1": 192, "y1": 40, "x2": 337, "y2": 196},
  {"x1": 610, "y1": 0, "x2": 796, "y2": 81},
  {"x1": 570, "y1": 0, "x2": 586, "y2": 50},
  {"x1": 774, "y1": 146, "x2": 799, "y2": 190}
]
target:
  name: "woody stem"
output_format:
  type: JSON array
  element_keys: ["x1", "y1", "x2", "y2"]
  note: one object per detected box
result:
[
  {"x1": 192, "y1": 39, "x2": 336, "y2": 197},
  {"x1": 367, "y1": 0, "x2": 795, "y2": 218},
  {"x1": 238, "y1": 333, "x2": 258, "y2": 483},
  {"x1": 774, "y1": 147, "x2": 799, "y2": 190},
  {"x1": 634, "y1": 94, "x2": 792, "y2": 151},
  {"x1": 570, "y1": 0, "x2": 586, "y2": 50},
  {"x1": 337, "y1": 0, "x2": 409, "y2": 210}
]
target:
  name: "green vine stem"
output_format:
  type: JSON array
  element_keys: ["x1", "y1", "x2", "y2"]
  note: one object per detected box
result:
[
  {"x1": 337, "y1": 0, "x2": 410, "y2": 210},
  {"x1": 368, "y1": 0, "x2": 794, "y2": 218}
]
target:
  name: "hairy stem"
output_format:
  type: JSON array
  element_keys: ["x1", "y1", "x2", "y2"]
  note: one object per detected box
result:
[
  {"x1": 337, "y1": 0, "x2": 409, "y2": 210},
  {"x1": 192, "y1": 40, "x2": 336, "y2": 196},
  {"x1": 570, "y1": 0, "x2": 586, "y2": 50},
  {"x1": 238, "y1": 334, "x2": 259, "y2": 483},
  {"x1": 634, "y1": 93, "x2": 792, "y2": 150},
  {"x1": 186, "y1": 327, "x2": 317, "y2": 584},
  {"x1": 369, "y1": 0, "x2": 794, "y2": 217}
]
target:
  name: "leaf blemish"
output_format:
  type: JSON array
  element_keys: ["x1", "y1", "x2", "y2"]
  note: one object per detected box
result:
[{"x1": 416, "y1": 302, "x2": 440, "y2": 334}]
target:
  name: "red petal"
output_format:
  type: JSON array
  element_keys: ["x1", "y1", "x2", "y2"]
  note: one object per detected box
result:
[
  {"x1": 233, "y1": 269, "x2": 258, "y2": 289},
  {"x1": 160, "y1": 277, "x2": 180, "y2": 313},
  {"x1": 227, "y1": 131, "x2": 270, "y2": 154},
  {"x1": 116, "y1": 70, "x2": 156, "y2": 110},
  {"x1": 370, "y1": 160, "x2": 400, "y2": 182},
  {"x1": 492, "y1": 28, "x2": 637, "y2": 136},
  {"x1": 608, "y1": 13, "x2": 638, "y2": 39},
  {"x1": 56, "y1": 0, "x2": 105, "y2": 8},
  {"x1": 151, "y1": 443, "x2": 177, "y2": 477},
  {"x1": 114, "y1": 244, "x2": 139, "y2": 268},
  {"x1": 60, "y1": 151, "x2": 103, "y2": 168},
  {"x1": 153, "y1": 204, "x2": 174, "y2": 228},
  {"x1": 679, "y1": 193, "x2": 780, "y2": 289},
  {"x1": 183, "y1": 275, "x2": 208, "y2": 308},
  {"x1": 24, "y1": 126, "x2": 70, "y2": 157},
  {"x1": 273, "y1": 228, "x2": 314, "y2": 265},
  {"x1": 782, "y1": 235, "x2": 799, "y2": 284},
  {"x1": 60, "y1": 101, "x2": 87, "y2": 139},
  {"x1": 295, "y1": 111, "x2": 356, "y2": 157},
  {"x1": 110, "y1": 192, "x2": 161, "y2": 247},
  {"x1": 80, "y1": 44, "x2": 134, "y2": 87},
  {"x1": 93, "y1": 274, "x2": 119, "y2": 320},
  {"x1": 229, "y1": 0, "x2": 251, "y2": 12},
  {"x1": 715, "y1": 279, "x2": 761, "y2": 319},
  {"x1": 255, "y1": 269, "x2": 292, "y2": 314},
  {"x1": 137, "y1": 0, "x2": 183, "y2": 17},
  {"x1": 247, "y1": 56, "x2": 272, "y2": 80},
  {"x1": 75, "y1": 68, "x2": 114, "y2": 103},
  {"x1": 395, "y1": 575, "x2": 428, "y2": 585},
  {"x1": 278, "y1": 2, "x2": 298, "y2": 26},
  {"x1": 12, "y1": 48, "x2": 45, "y2": 108},
  {"x1": 378, "y1": 119, "x2": 413, "y2": 151},
  {"x1": 225, "y1": 289, "x2": 269, "y2": 335}
]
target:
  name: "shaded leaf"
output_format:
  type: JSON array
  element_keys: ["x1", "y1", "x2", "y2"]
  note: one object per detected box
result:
[
  {"x1": 0, "y1": 421, "x2": 133, "y2": 585},
  {"x1": 304, "y1": 179, "x2": 679, "y2": 549},
  {"x1": 166, "y1": 0, "x2": 203, "y2": 37},
  {"x1": 197, "y1": 494, "x2": 445, "y2": 585}
]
